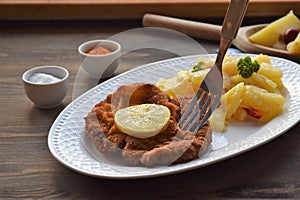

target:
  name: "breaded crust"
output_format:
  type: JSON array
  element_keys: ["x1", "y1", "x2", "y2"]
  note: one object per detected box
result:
[{"x1": 84, "y1": 83, "x2": 212, "y2": 167}]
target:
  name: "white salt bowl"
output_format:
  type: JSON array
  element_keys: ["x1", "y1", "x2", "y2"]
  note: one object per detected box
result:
[{"x1": 22, "y1": 65, "x2": 69, "y2": 109}]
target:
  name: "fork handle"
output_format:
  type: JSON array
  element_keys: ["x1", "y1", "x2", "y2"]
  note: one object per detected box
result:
[
  {"x1": 221, "y1": 0, "x2": 249, "y2": 40},
  {"x1": 215, "y1": 0, "x2": 249, "y2": 66}
]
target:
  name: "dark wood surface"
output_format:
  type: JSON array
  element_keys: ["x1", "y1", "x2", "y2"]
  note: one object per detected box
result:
[
  {"x1": 1, "y1": 0, "x2": 300, "y2": 20},
  {"x1": 0, "y1": 19, "x2": 299, "y2": 199}
]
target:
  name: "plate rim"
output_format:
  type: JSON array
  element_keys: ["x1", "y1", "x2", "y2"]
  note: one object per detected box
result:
[{"x1": 48, "y1": 53, "x2": 300, "y2": 179}]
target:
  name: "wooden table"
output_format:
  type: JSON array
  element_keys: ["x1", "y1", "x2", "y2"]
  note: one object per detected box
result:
[
  {"x1": 1, "y1": 0, "x2": 300, "y2": 20},
  {"x1": 1, "y1": 19, "x2": 300, "y2": 199}
]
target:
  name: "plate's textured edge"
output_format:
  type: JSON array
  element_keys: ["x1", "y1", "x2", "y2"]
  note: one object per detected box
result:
[{"x1": 48, "y1": 54, "x2": 300, "y2": 179}]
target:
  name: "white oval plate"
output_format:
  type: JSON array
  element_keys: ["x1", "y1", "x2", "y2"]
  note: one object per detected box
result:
[{"x1": 48, "y1": 54, "x2": 300, "y2": 179}]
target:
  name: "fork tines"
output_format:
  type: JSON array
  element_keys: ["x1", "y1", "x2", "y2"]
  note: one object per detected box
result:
[{"x1": 179, "y1": 89, "x2": 220, "y2": 135}]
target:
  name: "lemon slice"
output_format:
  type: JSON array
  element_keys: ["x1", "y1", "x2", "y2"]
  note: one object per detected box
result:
[{"x1": 114, "y1": 104, "x2": 170, "y2": 138}]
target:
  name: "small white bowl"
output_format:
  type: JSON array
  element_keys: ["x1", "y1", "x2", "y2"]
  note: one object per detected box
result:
[
  {"x1": 78, "y1": 39, "x2": 121, "y2": 78},
  {"x1": 22, "y1": 65, "x2": 69, "y2": 109}
]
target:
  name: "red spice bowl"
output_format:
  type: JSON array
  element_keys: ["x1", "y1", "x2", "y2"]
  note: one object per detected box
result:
[{"x1": 78, "y1": 39, "x2": 121, "y2": 78}]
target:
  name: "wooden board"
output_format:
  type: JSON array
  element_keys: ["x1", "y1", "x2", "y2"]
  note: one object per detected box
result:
[
  {"x1": 143, "y1": 13, "x2": 300, "y2": 63},
  {"x1": 0, "y1": 0, "x2": 299, "y2": 20}
]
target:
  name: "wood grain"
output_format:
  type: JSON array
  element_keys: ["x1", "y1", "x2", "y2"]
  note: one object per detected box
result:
[
  {"x1": 0, "y1": 20, "x2": 299, "y2": 199},
  {"x1": 0, "y1": 0, "x2": 299, "y2": 20},
  {"x1": 0, "y1": 0, "x2": 299, "y2": 4}
]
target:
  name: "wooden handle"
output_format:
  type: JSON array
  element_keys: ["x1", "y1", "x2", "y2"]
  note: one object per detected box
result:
[{"x1": 143, "y1": 13, "x2": 222, "y2": 42}]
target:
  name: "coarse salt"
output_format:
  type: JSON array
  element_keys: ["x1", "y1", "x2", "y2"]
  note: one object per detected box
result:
[{"x1": 29, "y1": 73, "x2": 61, "y2": 84}]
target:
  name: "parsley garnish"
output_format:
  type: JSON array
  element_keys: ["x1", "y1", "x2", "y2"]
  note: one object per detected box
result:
[
  {"x1": 192, "y1": 61, "x2": 205, "y2": 72},
  {"x1": 237, "y1": 56, "x2": 260, "y2": 78}
]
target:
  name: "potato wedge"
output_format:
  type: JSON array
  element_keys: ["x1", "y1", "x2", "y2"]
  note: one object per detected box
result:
[
  {"x1": 221, "y1": 82, "x2": 245, "y2": 120},
  {"x1": 287, "y1": 32, "x2": 300, "y2": 54},
  {"x1": 241, "y1": 85, "x2": 285, "y2": 123}
]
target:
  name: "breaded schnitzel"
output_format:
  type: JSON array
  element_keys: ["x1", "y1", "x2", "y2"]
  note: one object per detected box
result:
[{"x1": 84, "y1": 83, "x2": 212, "y2": 167}]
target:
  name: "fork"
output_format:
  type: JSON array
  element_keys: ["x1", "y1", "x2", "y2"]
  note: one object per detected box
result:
[{"x1": 178, "y1": 0, "x2": 249, "y2": 135}]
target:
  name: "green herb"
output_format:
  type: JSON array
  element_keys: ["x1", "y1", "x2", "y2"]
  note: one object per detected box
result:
[
  {"x1": 192, "y1": 61, "x2": 205, "y2": 72},
  {"x1": 237, "y1": 56, "x2": 260, "y2": 78}
]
